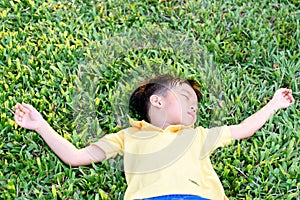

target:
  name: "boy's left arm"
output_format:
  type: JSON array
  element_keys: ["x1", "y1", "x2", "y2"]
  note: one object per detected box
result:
[{"x1": 229, "y1": 88, "x2": 295, "y2": 140}]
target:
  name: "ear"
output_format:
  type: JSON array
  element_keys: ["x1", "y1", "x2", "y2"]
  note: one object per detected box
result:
[{"x1": 149, "y1": 95, "x2": 163, "y2": 108}]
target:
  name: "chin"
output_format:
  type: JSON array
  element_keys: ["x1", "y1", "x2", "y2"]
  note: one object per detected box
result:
[{"x1": 182, "y1": 120, "x2": 195, "y2": 126}]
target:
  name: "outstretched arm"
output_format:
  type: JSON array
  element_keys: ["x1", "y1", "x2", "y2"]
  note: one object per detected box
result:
[
  {"x1": 229, "y1": 88, "x2": 295, "y2": 140},
  {"x1": 14, "y1": 103, "x2": 105, "y2": 167}
]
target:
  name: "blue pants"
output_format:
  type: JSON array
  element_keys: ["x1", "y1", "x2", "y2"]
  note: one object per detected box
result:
[{"x1": 139, "y1": 194, "x2": 210, "y2": 200}]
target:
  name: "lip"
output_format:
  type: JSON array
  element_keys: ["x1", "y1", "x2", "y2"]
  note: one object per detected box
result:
[{"x1": 187, "y1": 111, "x2": 195, "y2": 118}]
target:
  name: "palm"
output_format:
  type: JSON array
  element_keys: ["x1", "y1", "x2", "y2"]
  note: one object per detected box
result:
[{"x1": 19, "y1": 112, "x2": 40, "y2": 129}]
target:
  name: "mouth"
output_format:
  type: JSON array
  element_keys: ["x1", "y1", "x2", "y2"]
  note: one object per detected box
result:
[{"x1": 187, "y1": 111, "x2": 195, "y2": 118}]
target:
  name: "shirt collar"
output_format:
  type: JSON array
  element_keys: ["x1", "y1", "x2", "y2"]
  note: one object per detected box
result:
[{"x1": 128, "y1": 116, "x2": 194, "y2": 133}]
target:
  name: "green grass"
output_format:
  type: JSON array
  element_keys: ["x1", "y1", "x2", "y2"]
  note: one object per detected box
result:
[{"x1": 1, "y1": 0, "x2": 299, "y2": 199}]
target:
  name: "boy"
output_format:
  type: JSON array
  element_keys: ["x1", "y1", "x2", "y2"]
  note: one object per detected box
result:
[{"x1": 14, "y1": 75, "x2": 295, "y2": 199}]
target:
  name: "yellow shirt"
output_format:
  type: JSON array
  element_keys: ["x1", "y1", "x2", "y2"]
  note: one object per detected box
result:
[{"x1": 87, "y1": 118, "x2": 232, "y2": 200}]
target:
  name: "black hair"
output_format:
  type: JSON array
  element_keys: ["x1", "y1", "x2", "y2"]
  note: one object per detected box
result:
[{"x1": 129, "y1": 75, "x2": 202, "y2": 122}]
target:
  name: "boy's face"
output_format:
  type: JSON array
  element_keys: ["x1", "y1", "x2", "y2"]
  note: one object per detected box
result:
[{"x1": 161, "y1": 83, "x2": 198, "y2": 127}]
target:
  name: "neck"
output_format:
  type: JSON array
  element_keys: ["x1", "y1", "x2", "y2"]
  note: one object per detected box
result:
[{"x1": 150, "y1": 120, "x2": 171, "y2": 130}]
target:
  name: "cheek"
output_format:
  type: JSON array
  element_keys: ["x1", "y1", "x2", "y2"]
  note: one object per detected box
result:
[
  {"x1": 174, "y1": 100, "x2": 185, "y2": 116},
  {"x1": 177, "y1": 98, "x2": 187, "y2": 111},
  {"x1": 166, "y1": 98, "x2": 182, "y2": 114}
]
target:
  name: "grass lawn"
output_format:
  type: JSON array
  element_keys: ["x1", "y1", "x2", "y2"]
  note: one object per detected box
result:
[{"x1": 1, "y1": 0, "x2": 299, "y2": 199}]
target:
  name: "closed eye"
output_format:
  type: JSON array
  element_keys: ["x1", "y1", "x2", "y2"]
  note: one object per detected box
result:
[{"x1": 182, "y1": 94, "x2": 189, "y2": 100}]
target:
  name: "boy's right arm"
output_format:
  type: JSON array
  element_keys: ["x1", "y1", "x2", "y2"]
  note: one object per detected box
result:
[{"x1": 14, "y1": 103, "x2": 106, "y2": 167}]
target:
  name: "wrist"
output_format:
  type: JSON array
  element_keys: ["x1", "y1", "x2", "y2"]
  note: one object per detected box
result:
[
  {"x1": 268, "y1": 99, "x2": 280, "y2": 113},
  {"x1": 35, "y1": 120, "x2": 50, "y2": 133}
]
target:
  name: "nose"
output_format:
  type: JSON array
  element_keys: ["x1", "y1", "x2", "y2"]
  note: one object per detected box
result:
[{"x1": 190, "y1": 105, "x2": 197, "y2": 112}]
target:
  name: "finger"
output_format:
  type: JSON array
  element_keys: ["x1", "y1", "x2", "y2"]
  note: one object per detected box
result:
[
  {"x1": 18, "y1": 106, "x2": 30, "y2": 115},
  {"x1": 282, "y1": 89, "x2": 293, "y2": 99},
  {"x1": 14, "y1": 103, "x2": 22, "y2": 111},
  {"x1": 18, "y1": 111, "x2": 24, "y2": 117},
  {"x1": 22, "y1": 107, "x2": 30, "y2": 114},
  {"x1": 283, "y1": 89, "x2": 292, "y2": 95},
  {"x1": 14, "y1": 103, "x2": 27, "y2": 113},
  {"x1": 14, "y1": 114, "x2": 19, "y2": 122},
  {"x1": 21, "y1": 103, "x2": 35, "y2": 112},
  {"x1": 289, "y1": 95, "x2": 295, "y2": 104},
  {"x1": 14, "y1": 113, "x2": 23, "y2": 124},
  {"x1": 20, "y1": 103, "x2": 31, "y2": 114},
  {"x1": 284, "y1": 93, "x2": 294, "y2": 104},
  {"x1": 281, "y1": 89, "x2": 290, "y2": 95},
  {"x1": 14, "y1": 109, "x2": 24, "y2": 121},
  {"x1": 15, "y1": 109, "x2": 21, "y2": 116}
]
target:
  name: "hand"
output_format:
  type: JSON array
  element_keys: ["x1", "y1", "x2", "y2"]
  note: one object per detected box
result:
[
  {"x1": 14, "y1": 103, "x2": 46, "y2": 131},
  {"x1": 271, "y1": 88, "x2": 295, "y2": 110}
]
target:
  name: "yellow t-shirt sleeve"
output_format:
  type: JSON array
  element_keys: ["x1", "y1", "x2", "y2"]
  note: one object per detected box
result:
[
  {"x1": 89, "y1": 130, "x2": 125, "y2": 159},
  {"x1": 198, "y1": 126, "x2": 232, "y2": 158},
  {"x1": 209, "y1": 125, "x2": 232, "y2": 148}
]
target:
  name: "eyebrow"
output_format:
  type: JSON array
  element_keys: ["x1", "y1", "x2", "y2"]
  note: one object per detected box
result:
[{"x1": 181, "y1": 89, "x2": 192, "y2": 95}]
